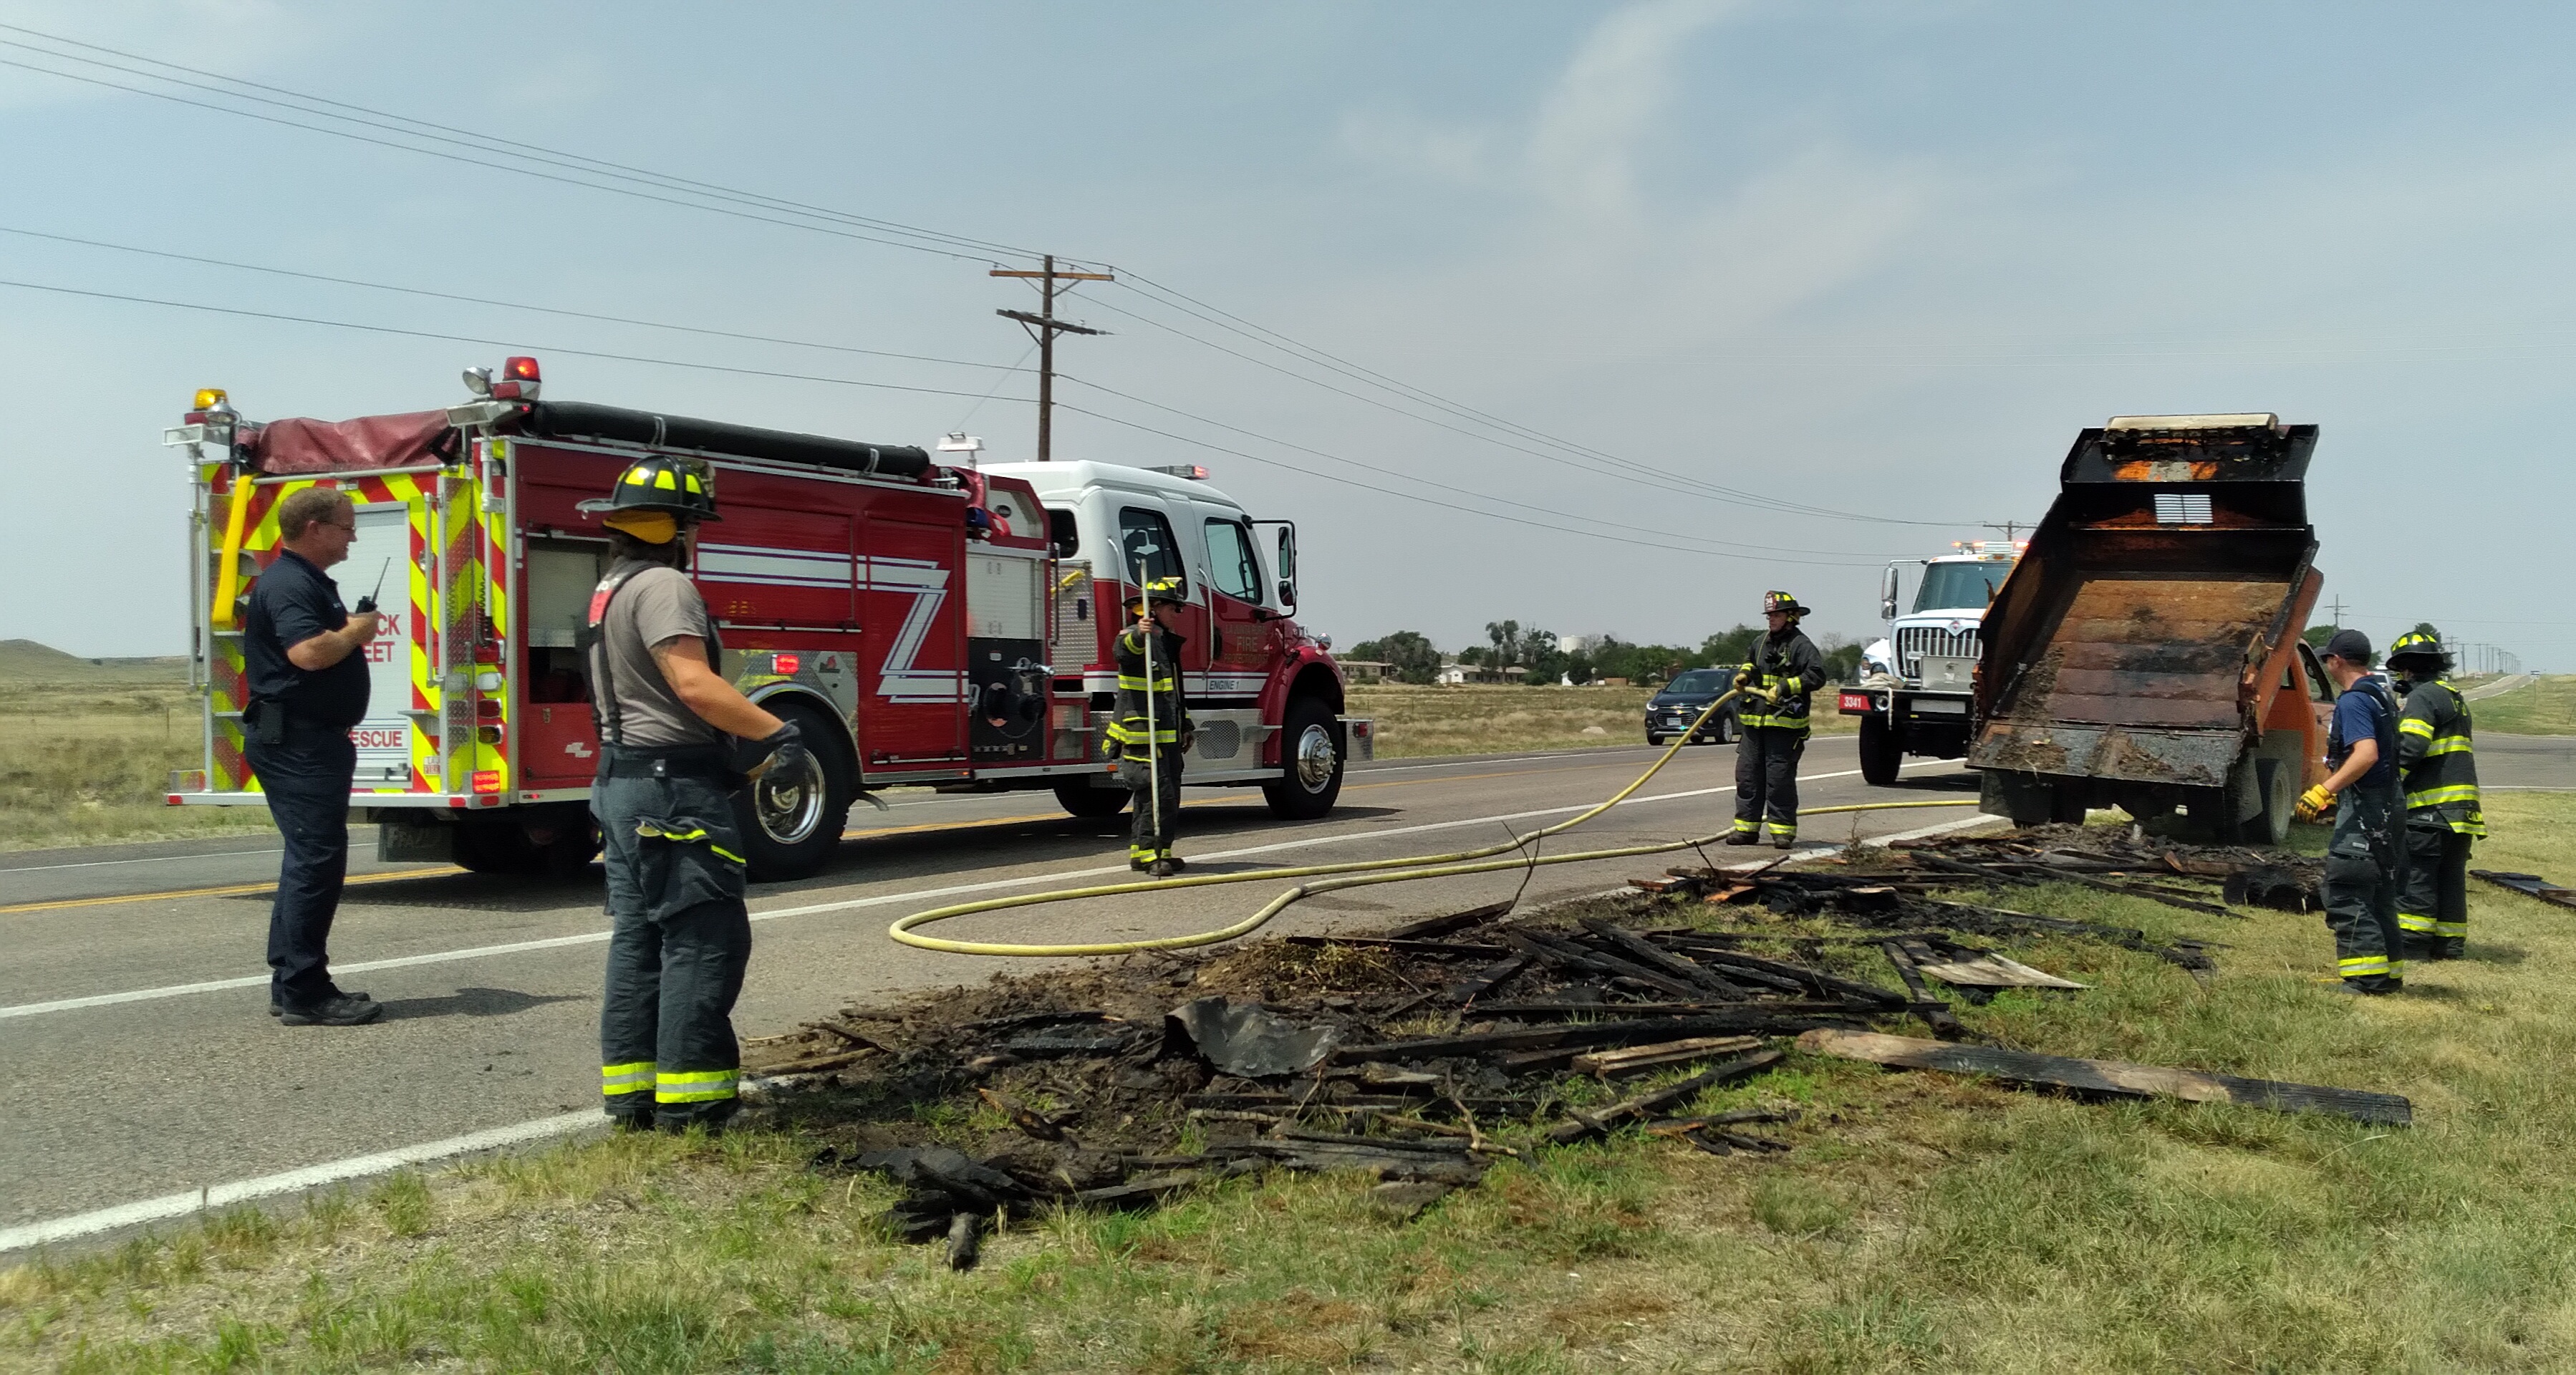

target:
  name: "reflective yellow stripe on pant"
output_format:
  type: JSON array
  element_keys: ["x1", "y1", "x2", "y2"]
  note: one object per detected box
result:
[
  {"x1": 656, "y1": 1068, "x2": 740, "y2": 1104},
  {"x1": 601, "y1": 1061, "x2": 655, "y2": 1099}
]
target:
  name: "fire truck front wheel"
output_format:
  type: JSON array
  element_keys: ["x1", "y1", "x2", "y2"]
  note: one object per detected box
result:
[
  {"x1": 1858, "y1": 713, "x2": 1904, "y2": 787},
  {"x1": 1263, "y1": 697, "x2": 1346, "y2": 820},
  {"x1": 731, "y1": 700, "x2": 855, "y2": 881}
]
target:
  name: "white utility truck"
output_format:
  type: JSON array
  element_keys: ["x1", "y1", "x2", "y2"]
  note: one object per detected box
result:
[{"x1": 1838, "y1": 541, "x2": 2021, "y2": 786}]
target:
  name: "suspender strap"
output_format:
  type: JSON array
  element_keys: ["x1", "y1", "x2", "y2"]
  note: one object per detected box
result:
[{"x1": 579, "y1": 565, "x2": 651, "y2": 748}]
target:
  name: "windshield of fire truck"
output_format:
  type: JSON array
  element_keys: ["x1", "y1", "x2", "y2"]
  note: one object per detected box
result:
[{"x1": 1912, "y1": 560, "x2": 2011, "y2": 613}]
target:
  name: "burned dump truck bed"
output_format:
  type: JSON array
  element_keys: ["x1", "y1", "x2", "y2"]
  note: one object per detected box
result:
[{"x1": 1970, "y1": 415, "x2": 2330, "y2": 841}]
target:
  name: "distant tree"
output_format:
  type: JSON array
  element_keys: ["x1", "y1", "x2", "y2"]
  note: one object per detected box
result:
[
  {"x1": 1701, "y1": 624, "x2": 1762, "y2": 668},
  {"x1": 1818, "y1": 633, "x2": 1866, "y2": 683},
  {"x1": 1483, "y1": 619, "x2": 1524, "y2": 670},
  {"x1": 1348, "y1": 630, "x2": 1441, "y2": 685},
  {"x1": 2302, "y1": 624, "x2": 2338, "y2": 648},
  {"x1": 2408, "y1": 620, "x2": 2442, "y2": 643}
]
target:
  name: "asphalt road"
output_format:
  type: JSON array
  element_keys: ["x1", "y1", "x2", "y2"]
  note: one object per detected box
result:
[{"x1": 0, "y1": 736, "x2": 1985, "y2": 1241}]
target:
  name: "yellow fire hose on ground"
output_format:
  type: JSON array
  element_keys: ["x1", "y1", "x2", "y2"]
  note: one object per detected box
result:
[{"x1": 888, "y1": 687, "x2": 1980, "y2": 958}]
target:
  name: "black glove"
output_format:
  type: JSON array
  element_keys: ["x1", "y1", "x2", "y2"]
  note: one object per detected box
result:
[{"x1": 744, "y1": 720, "x2": 809, "y2": 781}]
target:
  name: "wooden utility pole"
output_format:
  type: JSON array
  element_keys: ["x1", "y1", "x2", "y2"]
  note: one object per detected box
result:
[{"x1": 992, "y1": 255, "x2": 1112, "y2": 460}]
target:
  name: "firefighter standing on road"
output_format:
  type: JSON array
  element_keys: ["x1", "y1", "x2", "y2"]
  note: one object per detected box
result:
[
  {"x1": 2297, "y1": 629, "x2": 2406, "y2": 995},
  {"x1": 580, "y1": 455, "x2": 809, "y2": 1132},
  {"x1": 1110, "y1": 577, "x2": 1194, "y2": 877},
  {"x1": 1730, "y1": 591, "x2": 1827, "y2": 850},
  {"x1": 2387, "y1": 631, "x2": 2484, "y2": 962},
  {"x1": 242, "y1": 486, "x2": 385, "y2": 1027}
]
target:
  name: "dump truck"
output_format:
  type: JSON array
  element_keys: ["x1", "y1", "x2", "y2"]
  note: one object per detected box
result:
[
  {"x1": 1968, "y1": 413, "x2": 2334, "y2": 842},
  {"x1": 1838, "y1": 540, "x2": 2022, "y2": 785}
]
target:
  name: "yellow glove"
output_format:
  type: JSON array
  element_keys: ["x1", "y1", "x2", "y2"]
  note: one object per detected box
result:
[
  {"x1": 2295, "y1": 784, "x2": 2335, "y2": 823},
  {"x1": 1732, "y1": 668, "x2": 1754, "y2": 690}
]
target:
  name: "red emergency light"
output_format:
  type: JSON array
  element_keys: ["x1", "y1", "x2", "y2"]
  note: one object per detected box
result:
[
  {"x1": 773, "y1": 653, "x2": 801, "y2": 675},
  {"x1": 491, "y1": 356, "x2": 543, "y2": 402}
]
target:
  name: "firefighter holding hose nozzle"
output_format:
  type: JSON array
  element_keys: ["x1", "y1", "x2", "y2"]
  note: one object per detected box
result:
[
  {"x1": 1730, "y1": 590, "x2": 1826, "y2": 849},
  {"x1": 1110, "y1": 576, "x2": 1194, "y2": 877},
  {"x1": 577, "y1": 455, "x2": 809, "y2": 1132}
]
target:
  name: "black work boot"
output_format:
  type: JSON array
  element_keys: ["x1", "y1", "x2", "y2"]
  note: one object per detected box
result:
[
  {"x1": 278, "y1": 993, "x2": 385, "y2": 1026},
  {"x1": 605, "y1": 1104, "x2": 655, "y2": 1133},
  {"x1": 2401, "y1": 938, "x2": 2436, "y2": 967},
  {"x1": 2434, "y1": 938, "x2": 2466, "y2": 960},
  {"x1": 1772, "y1": 834, "x2": 1797, "y2": 851},
  {"x1": 271, "y1": 988, "x2": 368, "y2": 1018},
  {"x1": 2334, "y1": 978, "x2": 2399, "y2": 997},
  {"x1": 1149, "y1": 858, "x2": 1180, "y2": 879},
  {"x1": 658, "y1": 1100, "x2": 739, "y2": 1137},
  {"x1": 1724, "y1": 831, "x2": 1761, "y2": 847},
  {"x1": 1157, "y1": 853, "x2": 1187, "y2": 873}
]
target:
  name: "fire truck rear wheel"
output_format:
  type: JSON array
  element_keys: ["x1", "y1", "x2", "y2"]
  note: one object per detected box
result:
[
  {"x1": 1263, "y1": 697, "x2": 1345, "y2": 820},
  {"x1": 732, "y1": 699, "x2": 854, "y2": 882},
  {"x1": 1053, "y1": 781, "x2": 1130, "y2": 819}
]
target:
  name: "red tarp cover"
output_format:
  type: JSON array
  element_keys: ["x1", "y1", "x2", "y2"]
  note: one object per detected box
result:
[{"x1": 243, "y1": 410, "x2": 455, "y2": 474}]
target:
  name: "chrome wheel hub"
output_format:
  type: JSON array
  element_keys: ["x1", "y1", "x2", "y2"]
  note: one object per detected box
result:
[
  {"x1": 1293, "y1": 723, "x2": 1338, "y2": 792},
  {"x1": 753, "y1": 754, "x2": 826, "y2": 844}
]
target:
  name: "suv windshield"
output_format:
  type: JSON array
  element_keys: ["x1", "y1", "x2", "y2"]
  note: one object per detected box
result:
[
  {"x1": 1914, "y1": 561, "x2": 2012, "y2": 612},
  {"x1": 1664, "y1": 670, "x2": 1727, "y2": 695}
]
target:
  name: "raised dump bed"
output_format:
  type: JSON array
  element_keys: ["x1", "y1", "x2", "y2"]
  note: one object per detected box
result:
[{"x1": 1969, "y1": 415, "x2": 2333, "y2": 841}]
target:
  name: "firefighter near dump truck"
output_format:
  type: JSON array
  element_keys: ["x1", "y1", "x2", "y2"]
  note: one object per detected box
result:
[
  {"x1": 162, "y1": 360, "x2": 1373, "y2": 880},
  {"x1": 1838, "y1": 541, "x2": 2021, "y2": 786},
  {"x1": 1967, "y1": 413, "x2": 2333, "y2": 844}
]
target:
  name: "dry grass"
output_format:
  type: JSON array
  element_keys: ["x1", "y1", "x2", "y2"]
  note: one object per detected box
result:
[
  {"x1": 1354, "y1": 682, "x2": 1856, "y2": 758},
  {"x1": 2470, "y1": 674, "x2": 2576, "y2": 735},
  {"x1": 16, "y1": 793, "x2": 2576, "y2": 1370},
  {"x1": 0, "y1": 682, "x2": 273, "y2": 851}
]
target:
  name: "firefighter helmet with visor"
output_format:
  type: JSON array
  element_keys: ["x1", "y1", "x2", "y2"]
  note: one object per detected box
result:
[{"x1": 575, "y1": 455, "x2": 720, "y2": 544}]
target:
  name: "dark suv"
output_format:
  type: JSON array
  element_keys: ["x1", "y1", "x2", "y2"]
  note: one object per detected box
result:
[{"x1": 1644, "y1": 668, "x2": 1740, "y2": 746}]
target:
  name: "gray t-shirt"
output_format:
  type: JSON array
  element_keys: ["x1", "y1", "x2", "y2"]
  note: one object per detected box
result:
[{"x1": 589, "y1": 560, "x2": 722, "y2": 748}]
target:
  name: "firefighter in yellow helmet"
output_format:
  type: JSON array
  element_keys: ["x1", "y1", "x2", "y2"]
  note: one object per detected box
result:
[
  {"x1": 1730, "y1": 591, "x2": 1826, "y2": 849},
  {"x1": 1110, "y1": 576, "x2": 1194, "y2": 877},
  {"x1": 577, "y1": 454, "x2": 808, "y2": 1132},
  {"x1": 2386, "y1": 631, "x2": 2484, "y2": 962}
]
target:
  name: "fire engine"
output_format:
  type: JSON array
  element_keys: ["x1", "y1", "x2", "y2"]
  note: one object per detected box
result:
[{"x1": 162, "y1": 360, "x2": 1371, "y2": 879}]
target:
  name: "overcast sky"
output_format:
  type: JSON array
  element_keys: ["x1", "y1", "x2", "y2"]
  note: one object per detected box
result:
[{"x1": 2, "y1": 1, "x2": 2570, "y2": 667}]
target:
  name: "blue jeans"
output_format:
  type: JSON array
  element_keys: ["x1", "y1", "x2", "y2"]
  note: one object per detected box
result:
[{"x1": 248, "y1": 728, "x2": 357, "y2": 1009}]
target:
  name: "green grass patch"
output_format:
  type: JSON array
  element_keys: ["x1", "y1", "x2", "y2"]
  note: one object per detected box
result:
[
  {"x1": 2469, "y1": 674, "x2": 2576, "y2": 735},
  {"x1": 1353, "y1": 682, "x2": 1856, "y2": 758},
  {"x1": 0, "y1": 680, "x2": 274, "y2": 851},
  {"x1": 9, "y1": 795, "x2": 2576, "y2": 1369}
]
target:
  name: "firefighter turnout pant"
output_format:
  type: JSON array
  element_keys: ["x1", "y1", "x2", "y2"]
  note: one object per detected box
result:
[
  {"x1": 595, "y1": 759, "x2": 753, "y2": 1129},
  {"x1": 1121, "y1": 745, "x2": 1184, "y2": 864},
  {"x1": 2401, "y1": 824, "x2": 2473, "y2": 960},
  {"x1": 1735, "y1": 726, "x2": 1807, "y2": 845},
  {"x1": 2323, "y1": 784, "x2": 2406, "y2": 993}
]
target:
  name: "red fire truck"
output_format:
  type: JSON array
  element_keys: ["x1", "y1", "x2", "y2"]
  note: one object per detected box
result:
[{"x1": 163, "y1": 359, "x2": 1371, "y2": 879}]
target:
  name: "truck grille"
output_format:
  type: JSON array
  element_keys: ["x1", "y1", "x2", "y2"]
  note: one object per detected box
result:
[{"x1": 1896, "y1": 626, "x2": 1979, "y2": 680}]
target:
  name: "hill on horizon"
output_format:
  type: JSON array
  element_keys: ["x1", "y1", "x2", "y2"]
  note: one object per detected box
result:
[{"x1": 0, "y1": 638, "x2": 189, "y2": 682}]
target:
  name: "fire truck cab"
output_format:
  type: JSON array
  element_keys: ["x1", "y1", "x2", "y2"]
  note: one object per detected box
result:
[{"x1": 163, "y1": 361, "x2": 1371, "y2": 880}]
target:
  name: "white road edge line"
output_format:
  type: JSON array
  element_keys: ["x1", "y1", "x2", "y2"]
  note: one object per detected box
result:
[
  {"x1": 0, "y1": 759, "x2": 1966, "y2": 1021},
  {"x1": 0, "y1": 847, "x2": 287, "y2": 876},
  {"x1": 0, "y1": 1109, "x2": 602, "y2": 1254},
  {"x1": 0, "y1": 780, "x2": 1997, "y2": 1256}
]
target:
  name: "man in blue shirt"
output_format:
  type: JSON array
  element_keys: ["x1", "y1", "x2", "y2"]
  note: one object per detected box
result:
[
  {"x1": 242, "y1": 486, "x2": 384, "y2": 1026},
  {"x1": 2296, "y1": 629, "x2": 2406, "y2": 995}
]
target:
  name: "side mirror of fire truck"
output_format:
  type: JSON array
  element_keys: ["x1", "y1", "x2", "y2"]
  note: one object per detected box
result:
[{"x1": 1879, "y1": 564, "x2": 1900, "y2": 622}]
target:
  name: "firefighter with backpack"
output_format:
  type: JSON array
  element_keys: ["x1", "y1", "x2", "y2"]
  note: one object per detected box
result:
[
  {"x1": 1730, "y1": 590, "x2": 1827, "y2": 849},
  {"x1": 579, "y1": 455, "x2": 809, "y2": 1132},
  {"x1": 2386, "y1": 631, "x2": 2484, "y2": 962},
  {"x1": 1109, "y1": 576, "x2": 1193, "y2": 877}
]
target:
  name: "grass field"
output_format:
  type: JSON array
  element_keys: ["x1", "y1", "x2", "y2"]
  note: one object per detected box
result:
[
  {"x1": 1354, "y1": 683, "x2": 1857, "y2": 758},
  {"x1": 0, "y1": 681, "x2": 274, "y2": 851},
  {"x1": 2469, "y1": 675, "x2": 2576, "y2": 735},
  {"x1": 13, "y1": 793, "x2": 2575, "y2": 1371}
]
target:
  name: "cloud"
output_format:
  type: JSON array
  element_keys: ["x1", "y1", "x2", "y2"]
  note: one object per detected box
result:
[{"x1": 1525, "y1": 0, "x2": 1736, "y2": 216}]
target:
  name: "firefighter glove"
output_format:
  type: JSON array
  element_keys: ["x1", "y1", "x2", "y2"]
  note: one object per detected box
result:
[
  {"x1": 747, "y1": 720, "x2": 810, "y2": 781},
  {"x1": 2296, "y1": 783, "x2": 2335, "y2": 823},
  {"x1": 1732, "y1": 668, "x2": 1754, "y2": 690}
]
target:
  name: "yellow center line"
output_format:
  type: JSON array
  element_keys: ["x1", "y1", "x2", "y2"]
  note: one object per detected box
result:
[{"x1": 0, "y1": 865, "x2": 460, "y2": 917}]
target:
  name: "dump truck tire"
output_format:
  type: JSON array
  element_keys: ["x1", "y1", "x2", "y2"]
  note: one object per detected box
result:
[{"x1": 1858, "y1": 715, "x2": 1904, "y2": 786}]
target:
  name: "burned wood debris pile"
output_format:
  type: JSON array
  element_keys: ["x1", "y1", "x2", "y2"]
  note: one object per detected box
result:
[{"x1": 747, "y1": 828, "x2": 2354, "y2": 1267}]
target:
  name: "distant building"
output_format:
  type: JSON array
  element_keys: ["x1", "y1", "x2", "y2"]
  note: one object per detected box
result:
[{"x1": 1338, "y1": 660, "x2": 1390, "y2": 684}]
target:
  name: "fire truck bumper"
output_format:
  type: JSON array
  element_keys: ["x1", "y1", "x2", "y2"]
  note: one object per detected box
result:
[{"x1": 1338, "y1": 715, "x2": 1375, "y2": 763}]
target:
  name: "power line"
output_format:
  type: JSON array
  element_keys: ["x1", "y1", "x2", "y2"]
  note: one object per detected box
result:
[
  {"x1": 1054, "y1": 371, "x2": 1888, "y2": 561},
  {"x1": 0, "y1": 223, "x2": 1031, "y2": 375},
  {"x1": 0, "y1": 275, "x2": 1874, "y2": 566},
  {"x1": 1106, "y1": 269, "x2": 1961, "y2": 527},
  {"x1": 0, "y1": 54, "x2": 1007, "y2": 265},
  {"x1": 0, "y1": 24, "x2": 1033, "y2": 262},
  {"x1": 0, "y1": 278, "x2": 1020, "y2": 405}
]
